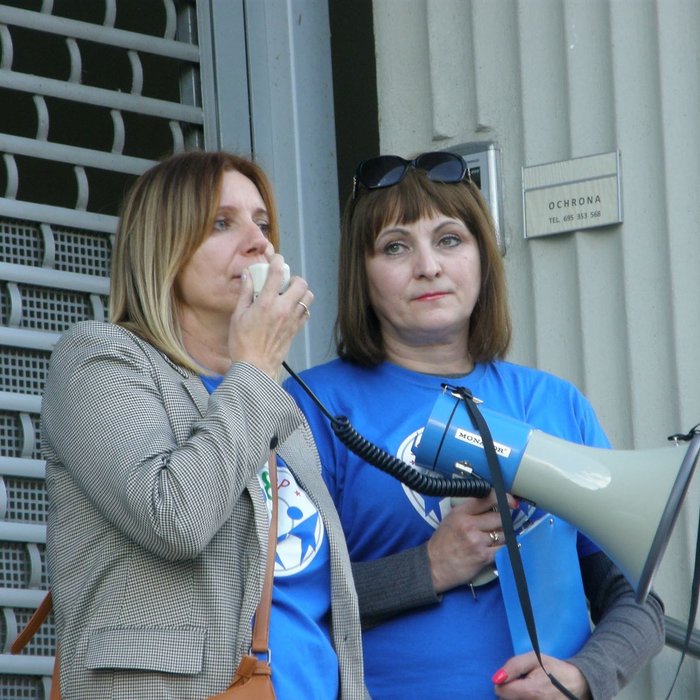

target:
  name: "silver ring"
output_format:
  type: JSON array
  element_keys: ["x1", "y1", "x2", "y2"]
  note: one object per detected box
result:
[
  {"x1": 490, "y1": 505, "x2": 499, "y2": 513},
  {"x1": 488, "y1": 530, "x2": 499, "y2": 545},
  {"x1": 297, "y1": 300, "x2": 310, "y2": 318}
]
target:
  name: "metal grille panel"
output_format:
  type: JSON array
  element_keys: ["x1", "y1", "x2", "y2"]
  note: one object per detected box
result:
[
  {"x1": 0, "y1": 676, "x2": 44, "y2": 698},
  {"x1": 53, "y1": 227, "x2": 112, "y2": 276},
  {"x1": 0, "y1": 543, "x2": 30, "y2": 588},
  {"x1": 11, "y1": 286, "x2": 99, "y2": 333},
  {"x1": 0, "y1": 350, "x2": 50, "y2": 396},
  {"x1": 5, "y1": 478, "x2": 48, "y2": 523},
  {"x1": 0, "y1": 220, "x2": 43, "y2": 267},
  {"x1": 0, "y1": 1, "x2": 204, "y2": 695},
  {"x1": 0, "y1": 412, "x2": 22, "y2": 458}
]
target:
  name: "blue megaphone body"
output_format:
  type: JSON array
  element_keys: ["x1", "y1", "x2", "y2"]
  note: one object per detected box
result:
[{"x1": 412, "y1": 385, "x2": 699, "y2": 604}]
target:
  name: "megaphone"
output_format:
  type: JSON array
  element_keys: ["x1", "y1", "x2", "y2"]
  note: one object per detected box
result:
[{"x1": 412, "y1": 385, "x2": 700, "y2": 604}]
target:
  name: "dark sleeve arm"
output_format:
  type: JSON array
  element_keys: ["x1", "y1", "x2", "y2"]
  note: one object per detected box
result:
[
  {"x1": 351, "y1": 543, "x2": 440, "y2": 629},
  {"x1": 569, "y1": 552, "x2": 665, "y2": 700}
]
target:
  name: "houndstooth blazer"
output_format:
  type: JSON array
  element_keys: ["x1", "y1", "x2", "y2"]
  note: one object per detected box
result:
[{"x1": 41, "y1": 321, "x2": 367, "y2": 699}]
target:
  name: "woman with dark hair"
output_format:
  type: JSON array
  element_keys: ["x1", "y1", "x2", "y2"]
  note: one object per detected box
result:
[
  {"x1": 286, "y1": 152, "x2": 664, "y2": 699},
  {"x1": 42, "y1": 150, "x2": 367, "y2": 699}
]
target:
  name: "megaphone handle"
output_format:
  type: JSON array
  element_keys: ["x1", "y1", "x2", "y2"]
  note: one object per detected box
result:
[{"x1": 460, "y1": 388, "x2": 580, "y2": 700}]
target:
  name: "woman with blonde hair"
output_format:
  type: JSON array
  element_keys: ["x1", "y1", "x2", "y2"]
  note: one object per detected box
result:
[{"x1": 42, "y1": 150, "x2": 367, "y2": 699}]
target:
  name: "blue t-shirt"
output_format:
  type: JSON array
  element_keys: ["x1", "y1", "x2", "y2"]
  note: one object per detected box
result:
[
  {"x1": 285, "y1": 359, "x2": 610, "y2": 700},
  {"x1": 201, "y1": 374, "x2": 339, "y2": 699}
]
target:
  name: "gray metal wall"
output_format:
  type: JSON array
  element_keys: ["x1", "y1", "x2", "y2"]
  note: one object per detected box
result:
[
  {"x1": 0, "y1": 2, "x2": 203, "y2": 695},
  {"x1": 370, "y1": 0, "x2": 700, "y2": 697}
]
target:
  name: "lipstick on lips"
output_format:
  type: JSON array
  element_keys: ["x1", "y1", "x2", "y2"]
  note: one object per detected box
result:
[{"x1": 414, "y1": 291, "x2": 448, "y2": 302}]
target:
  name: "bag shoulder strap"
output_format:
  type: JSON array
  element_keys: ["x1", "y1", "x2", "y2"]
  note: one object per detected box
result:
[
  {"x1": 11, "y1": 589, "x2": 53, "y2": 654},
  {"x1": 250, "y1": 450, "x2": 278, "y2": 655}
]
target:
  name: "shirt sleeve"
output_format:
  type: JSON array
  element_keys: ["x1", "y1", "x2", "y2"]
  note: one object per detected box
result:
[
  {"x1": 570, "y1": 551, "x2": 665, "y2": 700},
  {"x1": 351, "y1": 544, "x2": 440, "y2": 629}
]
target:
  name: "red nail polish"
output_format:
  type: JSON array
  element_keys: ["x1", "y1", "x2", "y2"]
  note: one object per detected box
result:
[
  {"x1": 513, "y1": 498, "x2": 519, "y2": 509},
  {"x1": 492, "y1": 669, "x2": 508, "y2": 685}
]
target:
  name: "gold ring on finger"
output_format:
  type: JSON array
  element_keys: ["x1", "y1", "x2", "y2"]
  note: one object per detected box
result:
[{"x1": 297, "y1": 300, "x2": 311, "y2": 318}]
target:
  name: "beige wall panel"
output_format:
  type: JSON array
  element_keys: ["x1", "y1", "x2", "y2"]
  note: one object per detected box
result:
[{"x1": 372, "y1": 0, "x2": 700, "y2": 696}]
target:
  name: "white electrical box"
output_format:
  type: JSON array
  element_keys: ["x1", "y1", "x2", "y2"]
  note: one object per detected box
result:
[{"x1": 451, "y1": 141, "x2": 505, "y2": 255}]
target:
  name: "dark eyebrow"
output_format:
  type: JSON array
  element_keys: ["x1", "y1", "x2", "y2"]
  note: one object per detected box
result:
[
  {"x1": 376, "y1": 218, "x2": 466, "y2": 240},
  {"x1": 434, "y1": 219, "x2": 468, "y2": 232},
  {"x1": 376, "y1": 226, "x2": 410, "y2": 238}
]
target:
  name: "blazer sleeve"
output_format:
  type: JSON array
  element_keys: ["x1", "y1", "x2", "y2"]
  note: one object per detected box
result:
[{"x1": 42, "y1": 322, "x2": 304, "y2": 561}]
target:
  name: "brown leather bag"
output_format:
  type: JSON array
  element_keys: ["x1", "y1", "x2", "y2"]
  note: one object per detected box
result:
[
  {"x1": 208, "y1": 654, "x2": 275, "y2": 699},
  {"x1": 12, "y1": 452, "x2": 280, "y2": 700}
]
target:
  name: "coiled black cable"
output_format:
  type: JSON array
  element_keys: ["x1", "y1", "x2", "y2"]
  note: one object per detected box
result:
[
  {"x1": 283, "y1": 362, "x2": 491, "y2": 498},
  {"x1": 331, "y1": 415, "x2": 490, "y2": 497}
]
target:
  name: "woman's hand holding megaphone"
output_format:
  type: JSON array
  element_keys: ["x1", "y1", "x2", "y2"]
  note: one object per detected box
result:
[{"x1": 426, "y1": 492, "x2": 518, "y2": 594}]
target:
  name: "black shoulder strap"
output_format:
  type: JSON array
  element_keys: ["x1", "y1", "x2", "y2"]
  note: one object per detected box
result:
[
  {"x1": 459, "y1": 387, "x2": 579, "y2": 700},
  {"x1": 665, "y1": 426, "x2": 700, "y2": 699}
]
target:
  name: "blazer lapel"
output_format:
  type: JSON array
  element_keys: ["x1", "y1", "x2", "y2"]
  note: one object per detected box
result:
[{"x1": 182, "y1": 376, "x2": 208, "y2": 416}]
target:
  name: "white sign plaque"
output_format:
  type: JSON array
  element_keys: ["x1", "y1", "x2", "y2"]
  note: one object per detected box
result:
[{"x1": 522, "y1": 151, "x2": 622, "y2": 239}]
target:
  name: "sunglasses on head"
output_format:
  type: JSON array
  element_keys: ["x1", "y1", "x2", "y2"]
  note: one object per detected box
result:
[{"x1": 352, "y1": 151, "x2": 471, "y2": 199}]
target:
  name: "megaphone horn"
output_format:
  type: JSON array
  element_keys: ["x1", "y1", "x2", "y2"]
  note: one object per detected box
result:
[{"x1": 412, "y1": 385, "x2": 700, "y2": 604}]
